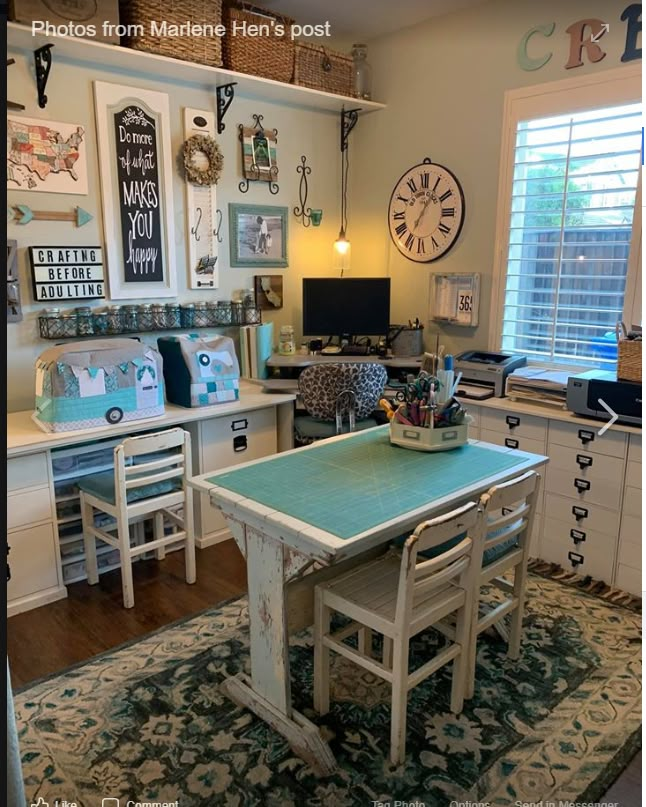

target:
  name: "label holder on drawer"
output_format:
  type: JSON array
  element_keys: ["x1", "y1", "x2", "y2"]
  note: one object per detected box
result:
[
  {"x1": 570, "y1": 528, "x2": 586, "y2": 544},
  {"x1": 572, "y1": 505, "x2": 589, "y2": 521},
  {"x1": 578, "y1": 429, "x2": 595, "y2": 445},
  {"x1": 576, "y1": 454, "x2": 593, "y2": 469},
  {"x1": 505, "y1": 437, "x2": 519, "y2": 449},
  {"x1": 506, "y1": 415, "x2": 520, "y2": 428},
  {"x1": 574, "y1": 478, "x2": 591, "y2": 492},
  {"x1": 231, "y1": 418, "x2": 249, "y2": 432},
  {"x1": 568, "y1": 550, "x2": 584, "y2": 568}
]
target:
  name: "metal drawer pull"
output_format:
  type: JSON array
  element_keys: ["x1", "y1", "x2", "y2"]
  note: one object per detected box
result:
[
  {"x1": 578, "y1": 429, "x2": 594, "y2": 445},
  {"x1": 568, "y1": 551, "x2": 584, "y2": 568},
  {"x1": 506, "y1": 415, "x2": 520, "y2": 428},
  {"x1": 570, "y1": 528, "x2": 586, "y2": 544},
  {"x1": 572, "y1": 505, "x2": 589, "y2": 520},
  {"x1": 574, "y1": 478, "x2": 590, "y2": 492},
  {"x1": 576, "y1": 454, "x2": 593, "y2": 469},
  {"x1": 231, "y1": 418, "x2": 249, "y2": 432},
  {"x1": 505, "y1": 437, "x2": 519, "y2": 449},
  {"x1": 233, "y1": 435, "x2": 248, "y2": 452}
]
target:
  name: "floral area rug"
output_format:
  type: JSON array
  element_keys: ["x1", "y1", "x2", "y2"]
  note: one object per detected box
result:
[{"x1": 16, "y1": 574, "x2": 641, "y2": 807}]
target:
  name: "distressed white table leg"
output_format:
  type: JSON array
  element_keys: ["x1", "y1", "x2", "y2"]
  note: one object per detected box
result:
[
  {"x1": 276, "y1": 400, "x2": 295, "y2": 453},
  {"x1": 221, "y1": 525, "x2": 337, "y2": 776}
]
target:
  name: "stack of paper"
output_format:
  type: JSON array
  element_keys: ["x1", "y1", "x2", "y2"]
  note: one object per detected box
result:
[
  {"x1": 505, "y1": 367, "x2": 571, "y2": 408},
  {"x1": 240, "y1": 322, "x2": 273, "y2": 380}
]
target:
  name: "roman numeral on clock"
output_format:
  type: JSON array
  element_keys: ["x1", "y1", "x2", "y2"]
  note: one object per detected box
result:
[
  {"x1": 439, "y1": 190, "x2": 453, "y2": 202},
  {"x1": 442, "y1": 207, "x2": 455, "y2": 217},
  {"x1": 405, "y1": 232, "x2": 415, "y2": 251},
  {"x1": 397, "y1": 195, "x2": 409, "y2": 204},
  {"x1": 432, "y1": 176, "x2": 441, "y2": 192},
  {"x1": 417, "y1": 238, "x2": 425, "y2": 254},
  {"x1": 432, "y1": 236, "x2": 439, "y2": 250},
  {"x1": 438, "y1": 222, "x2": 451, "y2": 235},
  {"x1": 392, "y1": 211, "x2": 405, "y2": 220},
  {"x1": 406, "y1": 178, "x2": 417, "y2": 193},
  {"x1": 395, "y1": 222, "x2": 407, "y2": 237},
  {"x1": 420, "y1": 172, "x2": 430, "y2": 189}
]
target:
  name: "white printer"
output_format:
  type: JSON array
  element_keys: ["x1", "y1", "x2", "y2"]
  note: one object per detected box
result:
[{"x1": 454, "y1": 350, "x2": 527, "y2": 398}]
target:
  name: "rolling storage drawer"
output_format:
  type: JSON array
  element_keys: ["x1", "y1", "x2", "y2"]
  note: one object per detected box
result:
[
  {"x1": 546, "y1": 443, "x2": 624, "y2": 486},
  {"x1": 479, "y1": 428, "x2": 545, "y2": 456},
  {"x1": 7, "y1": 452, "x2": 49, "y2": 492},
  {"x1": 542, "y1": 493, "x2": 619, "y2": 537},
  {"x1": 481, "y1": 409, "x2": 547, "y2": 442},
  {"x1": 542, "y1": 517, "x2": 617, "y2": 582},
  {"x1": 544, "y1": 466, "x2": 622, "y2": 511},
  {"x1": 548, "y1": 420, "x2": 626, "y2": 458}
]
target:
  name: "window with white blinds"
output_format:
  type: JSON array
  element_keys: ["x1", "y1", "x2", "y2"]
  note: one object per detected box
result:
[{"x1": 500, "y1": 102, "x2": 641, "y2": 368}]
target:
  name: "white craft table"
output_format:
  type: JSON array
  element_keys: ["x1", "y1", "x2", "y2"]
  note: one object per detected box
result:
[{"x1": 191, "y1": 426, "x2": 548, "y2": 774}]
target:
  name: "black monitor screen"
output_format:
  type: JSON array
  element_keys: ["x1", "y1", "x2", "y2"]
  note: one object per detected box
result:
[{"x1": 302, "y1": 278, "x2": 391, "y2": 337}]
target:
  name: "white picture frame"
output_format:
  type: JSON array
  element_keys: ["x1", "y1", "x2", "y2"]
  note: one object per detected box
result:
[{"x1": 94, "y1": 81, "x2": 177, "y2": 300}]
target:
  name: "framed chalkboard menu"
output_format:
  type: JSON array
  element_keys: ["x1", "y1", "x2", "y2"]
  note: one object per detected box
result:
[{"x1": 94, "y1": 82, "x2": 176, "y2": 299}]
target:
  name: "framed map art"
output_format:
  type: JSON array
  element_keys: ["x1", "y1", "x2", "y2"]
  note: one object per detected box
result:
[{"x1": 94, "y1": 81, "x2": 176, "y2": 299}]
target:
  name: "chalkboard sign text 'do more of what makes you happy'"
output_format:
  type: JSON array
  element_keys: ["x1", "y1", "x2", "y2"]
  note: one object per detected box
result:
[{"x1": 115, "y1": 105, "x2": 163, "y2": 282}]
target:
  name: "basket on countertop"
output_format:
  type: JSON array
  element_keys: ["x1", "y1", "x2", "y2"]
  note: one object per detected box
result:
[
  {"x1": 223, "y1": 1, "x2": 295, "y2": 82},
  {"x1": 118, "y1": 0, "x2": 224, "y2": 67},
  {"x1": 293, "y1": 42, "x2": 354, "y2": 96},
  {"x1": 616, "y1": 322, "x2": 642, "y2": 382}
]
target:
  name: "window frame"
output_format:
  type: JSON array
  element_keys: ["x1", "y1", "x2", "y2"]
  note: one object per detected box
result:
[{"x1": 489, "y1": 64, "x2": 642, "y2": 368}]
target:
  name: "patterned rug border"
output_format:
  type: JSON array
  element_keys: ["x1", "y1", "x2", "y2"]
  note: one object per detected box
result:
[
  {"x1": 529, "y1": 558, "x2": 642, "y2": 612},
  {"x1": 579, "y1": 726, "x2": 641, "y2": 802}
]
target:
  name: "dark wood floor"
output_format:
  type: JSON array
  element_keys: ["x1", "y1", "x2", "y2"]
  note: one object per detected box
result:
[{"x1": 7, "y1": 540, "x2": 640, "y2": 803}]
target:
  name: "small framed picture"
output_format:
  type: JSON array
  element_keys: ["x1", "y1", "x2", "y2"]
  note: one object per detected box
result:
[
  {"x1": 229, "y1": 204, "x2": 288, "y2": 268},
  {"x1": 240, "y1": 125, "x2": 278, "y2": 183},
  {"x1": 254, "y1": 275, "x2": 284, "y2": 310}
]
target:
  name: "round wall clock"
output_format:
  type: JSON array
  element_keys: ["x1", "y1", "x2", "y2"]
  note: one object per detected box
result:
[{"x1": 388, "y1": 157, "x2": 465, "y2": 262}]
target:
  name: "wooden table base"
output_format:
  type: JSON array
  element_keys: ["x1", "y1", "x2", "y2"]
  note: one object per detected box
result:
[{"x1": 221, "y1": 673, "x2": 337, "y2": 777}]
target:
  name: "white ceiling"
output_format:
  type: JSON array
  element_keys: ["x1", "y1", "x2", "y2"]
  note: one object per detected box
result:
[{"x1": 261, "y1": 0, "x2": 488, "y2": 41}]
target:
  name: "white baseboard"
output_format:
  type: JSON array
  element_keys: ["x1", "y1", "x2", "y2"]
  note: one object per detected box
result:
[
  {"x1": 196, "y1": 528, "x2": 232, "y2": 550},
  {"x1": 7, "y1": 585, "x2": 68, "y2": 617}
]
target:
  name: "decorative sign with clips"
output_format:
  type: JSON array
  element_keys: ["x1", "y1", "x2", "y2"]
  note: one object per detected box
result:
[{"x1": 29, "y1": 246, "x2": 105, "y2": 301}]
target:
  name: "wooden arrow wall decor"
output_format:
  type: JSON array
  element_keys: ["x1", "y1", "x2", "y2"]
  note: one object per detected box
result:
[{"x1": 9, "y1": 205, "x2": 93, "y2": 227}]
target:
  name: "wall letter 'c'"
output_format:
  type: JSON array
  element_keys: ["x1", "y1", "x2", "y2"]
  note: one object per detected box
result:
[{"x1": 517, "y1": 22, "x2": 556, "y2": 71}]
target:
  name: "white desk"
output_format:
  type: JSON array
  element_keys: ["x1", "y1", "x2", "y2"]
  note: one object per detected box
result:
[
  {"x1": 6, "y1": 384, "x2": 295, "y2": 616},
  {"x1": 191, "y1": 428, "x2": 547, "y2": 774}
]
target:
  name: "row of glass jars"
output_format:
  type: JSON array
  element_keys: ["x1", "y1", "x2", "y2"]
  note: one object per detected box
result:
[{"x1": 42, "y1": 301, "x2": 260, "y2": 338}]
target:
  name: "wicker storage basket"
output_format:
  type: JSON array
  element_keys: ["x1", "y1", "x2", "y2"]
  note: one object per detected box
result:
[
  {"x1": 119, "y1": 0, "x2": 224, "y2": 67},
  {"x1": 294, "y1": 41, "x2": 354, "y2": 95},
  {"x1": 617, "y1": 340, "x2": 642, "y2": 382},
  {"x1": 223, "y1": 2, "x2": 294, "y2": 82}
]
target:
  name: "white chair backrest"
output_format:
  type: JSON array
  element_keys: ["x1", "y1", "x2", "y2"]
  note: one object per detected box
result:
[
  {"x1": 396, "y1": 501, "x2": 482, "y2": 626},
  {"x1": 115, "y1": 428, "x2": 191, "y2": 493},
  {"x1": 479, "y1": 470, "x2": 539, "y2": 553}
]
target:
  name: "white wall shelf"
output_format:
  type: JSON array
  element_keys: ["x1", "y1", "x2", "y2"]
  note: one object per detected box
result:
[{"x1": 7, "y1": 22, "x2": 386, "y2": 115}]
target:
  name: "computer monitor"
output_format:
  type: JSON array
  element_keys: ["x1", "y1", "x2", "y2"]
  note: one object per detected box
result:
[{"x1": 302, "y1": 277, "x2": 391, "y2": 338}]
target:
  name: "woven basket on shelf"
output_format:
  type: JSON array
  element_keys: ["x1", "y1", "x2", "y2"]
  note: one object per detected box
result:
[
  {"x1": 222, "y1": 2, "x2": 295, "y2": 82},
  {"x1": 119, "y1": 0, "x2": 224, "y2": 67},
  {"x1": 617, "y1": 340, "x2": 642, "y2": 382},
  {"x1": 293, "y1": 41, "x2": 354, "y2": 96}
]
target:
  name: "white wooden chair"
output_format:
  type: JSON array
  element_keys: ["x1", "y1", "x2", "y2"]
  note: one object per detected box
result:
[
  {"x1": 79, "y1": 428, "x2": 195, "y2": 609},
  {"x1": 313, "y1": 501, "x2": 484, "y2": 766},
  {"x1": 466, "y1": 470, "x2": 540, "y2": 699}
]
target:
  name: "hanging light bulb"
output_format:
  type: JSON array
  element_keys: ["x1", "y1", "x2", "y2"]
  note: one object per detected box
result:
[
  {"x1": 334, "y1": 119, "x2": 353, "y2": 276},
  {"x1": 333, "y1": 227, "x2": 351, "y2": 276}
]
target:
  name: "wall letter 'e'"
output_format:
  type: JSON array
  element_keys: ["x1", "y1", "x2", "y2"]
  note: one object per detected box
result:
[
  {"x1": 565, "y1": 19, "x2": 608, "y2": 69},
  {"x1": 517, "y1": 22, "x2": 556, "y2": 70},
  {"x1": 621, "y1": 4, "x2": 642, "y2": 62}
]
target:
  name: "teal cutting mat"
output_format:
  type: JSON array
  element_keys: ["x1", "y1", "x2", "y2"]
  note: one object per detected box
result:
[{"x1": 208, "y1": 427, "x2": 533, "y2": 540}]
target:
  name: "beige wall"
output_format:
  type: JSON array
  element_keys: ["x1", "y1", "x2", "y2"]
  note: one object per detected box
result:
[
  {"x1": 350, "y1": 0, "x2": 638, "y2": 354},
  {"x1": 6, "y1": 48, "x2": 342, "y2": 411}
]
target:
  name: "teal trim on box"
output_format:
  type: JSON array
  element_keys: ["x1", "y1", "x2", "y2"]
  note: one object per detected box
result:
[
  {"x1": 36, "y1": 388, "x2": 142, "y2": 423},
  {"x1": 207, "y1": 427, "x2": 526, "y2": 540}
]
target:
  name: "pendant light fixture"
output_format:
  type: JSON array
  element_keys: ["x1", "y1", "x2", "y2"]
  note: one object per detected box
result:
[{"x1": 334, "y1": 108, "x2": 360, "y2": 276}]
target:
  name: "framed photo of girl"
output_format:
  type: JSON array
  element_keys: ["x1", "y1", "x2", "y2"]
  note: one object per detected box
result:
[{"x1": 228, "y1": 204, "x2": 288, "y2": 268}]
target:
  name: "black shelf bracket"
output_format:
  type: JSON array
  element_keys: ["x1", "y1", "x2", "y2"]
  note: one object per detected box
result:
[
  {"x1": 340, "y1": 107, "x2": 361, "y2": 152},
  {"x1": 216, "y1": 82, "x2": 237, "y2": 134},
  {"x1": 34, "y1": 44, "x2": 54, "y2": 109}
]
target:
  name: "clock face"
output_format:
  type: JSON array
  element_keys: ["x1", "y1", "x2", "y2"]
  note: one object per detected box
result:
[{"x1": 388, "y1": 159, "x2": 465, "y2": 262}]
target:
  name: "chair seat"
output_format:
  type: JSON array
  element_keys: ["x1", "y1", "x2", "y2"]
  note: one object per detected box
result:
[
  {"x1": 294, "y1": 415, "x2": 379, "y2": 440},
  {"x1": 320, "y1": 553, "x2": 465, "y2": 631},
  {"x1": 78, "y1": 470, "x2": 182, "y2": 505}
]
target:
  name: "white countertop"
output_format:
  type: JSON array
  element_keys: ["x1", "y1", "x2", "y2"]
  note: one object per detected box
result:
[{"x1": 7, "y1": 383, "x2": 296, "y2": 457}]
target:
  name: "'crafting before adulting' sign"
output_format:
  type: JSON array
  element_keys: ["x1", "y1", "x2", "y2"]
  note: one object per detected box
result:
[
  {"x1": 29, "y1": 246, "x2": 105, "y2": 300},
  {"x1": 113, "y1": 105, "x2": 164, "y2": 283}
]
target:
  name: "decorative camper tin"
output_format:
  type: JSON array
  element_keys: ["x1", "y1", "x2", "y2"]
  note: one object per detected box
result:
[
  {"x1": 157, "y1": 333, "x2": 240, "y2": 408},
  {"x1": 33, "y1": 339, "x2": 165, "y2": 433}
]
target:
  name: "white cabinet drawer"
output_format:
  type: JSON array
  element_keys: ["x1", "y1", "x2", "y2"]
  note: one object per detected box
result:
[
  {"x1": 481, "y1": 409, "x2": 547, "y2": 442},
  {"x1": 480, "y1": 428, "x2": 545, "y2": 456},
  {"x1": 623, "y1": 486, "x2": 641, "y2": 518},
  {"x1": 626, "y1": 461, "x2": 641, "y2": 490},
  {"x1": 199, "y1": 408, "x2": 277, "y2": 470},
  {"x1": 546, "y1": 442, "x2": 624, "y2": 488},
  {"x1": 628, "y1": 434, "x2": 641, "y2": 464},
  {"x1": 618, "y1": 515, "x2": 641, "y2": 569},
  {"x1": 7, "y1": 452, "x2": 49, "y2": 492},
  {"x1": 548, "y1": 420, "x2": 627, "y2": 458},
  {"x1": 7, "y1": 522, "x2": 59, "y2": 601},
  {"x1": 542, "y1": 493, "x2": 619, "y2": 537},
  {"x1": 545, "y1": 466, "x2": 622, "y2": 511},
  {"x1": 615, "y1": 564, "x2": 641, "y2": 597},
  {"x1": 541, "y1": 517, "x2": 616, "y2": 582},
  {"x1": 8, "y1": 487, "x2": 52, "y2": 530}
]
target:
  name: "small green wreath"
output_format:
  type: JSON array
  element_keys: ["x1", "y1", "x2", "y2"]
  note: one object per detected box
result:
[{"x1": 182, "y1": 134, "x2": 223, "y2": 186}]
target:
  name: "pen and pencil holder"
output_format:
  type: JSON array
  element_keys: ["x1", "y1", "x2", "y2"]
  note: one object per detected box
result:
[{"x1": 389, "y1": 418, "x2": 470, "y2": 452}]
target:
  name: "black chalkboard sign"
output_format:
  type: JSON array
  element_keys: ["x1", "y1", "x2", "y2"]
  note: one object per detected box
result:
[{"x1": 114, "y1": 105, "x2": 164, "y2": 284}]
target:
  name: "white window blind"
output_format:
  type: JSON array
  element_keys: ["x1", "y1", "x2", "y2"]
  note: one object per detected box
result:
[{"x1": 501, "y1": 102, "x2": 641, "y2": 368}]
